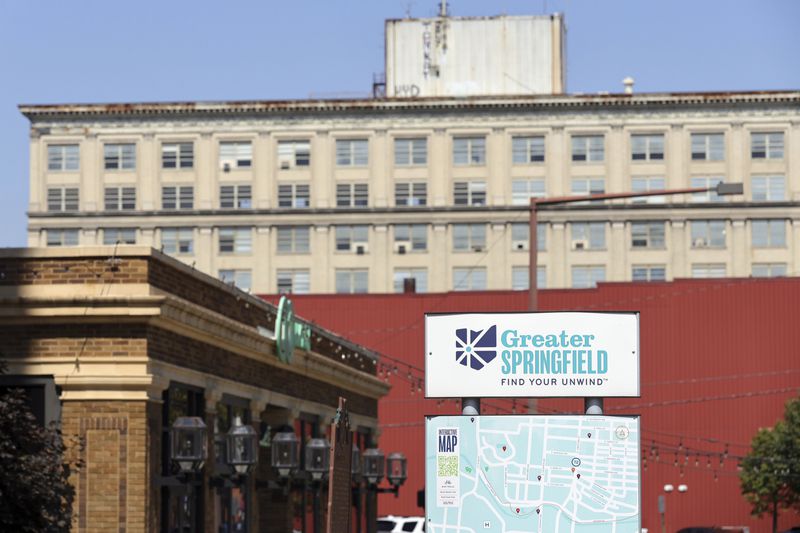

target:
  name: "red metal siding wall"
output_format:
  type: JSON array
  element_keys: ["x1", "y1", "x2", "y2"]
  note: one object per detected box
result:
[{"x1": 262, "y1": 278, "x2": 800, "y2": 532}]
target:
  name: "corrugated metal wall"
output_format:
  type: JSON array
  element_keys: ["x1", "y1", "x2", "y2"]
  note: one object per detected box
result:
[{"x1": 263, "y1": 278, "x2": 800, "y2": 532}]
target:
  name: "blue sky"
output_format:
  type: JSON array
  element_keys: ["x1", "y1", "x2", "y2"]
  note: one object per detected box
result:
[{"x1": 0, "y1": 0, "x2": 798, "y2": 247}]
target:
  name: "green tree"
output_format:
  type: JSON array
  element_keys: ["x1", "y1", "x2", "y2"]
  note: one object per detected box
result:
[
  {"x1": 0, "y1": 363, "x2": 78, "y2": 532},
  {"x1": 740, "y1": 397, "x2": 800, "y2": 533}
]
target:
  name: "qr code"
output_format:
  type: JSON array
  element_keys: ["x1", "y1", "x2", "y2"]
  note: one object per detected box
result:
[{"x1": 438, "y1": 456, "x2": 459, "y2": 476}]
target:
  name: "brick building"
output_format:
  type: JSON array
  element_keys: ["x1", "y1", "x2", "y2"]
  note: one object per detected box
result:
[{"x1": 0, "y1": 246, "x2": 388, "y2": 532}]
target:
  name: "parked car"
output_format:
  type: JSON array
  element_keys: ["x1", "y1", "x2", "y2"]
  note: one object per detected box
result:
[{"x1": 377, "y1": 515, "x2": 425, "y2": 532}]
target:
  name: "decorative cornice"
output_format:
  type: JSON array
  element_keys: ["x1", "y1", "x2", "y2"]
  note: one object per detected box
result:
[{"x1": 19, "y1": 90, "x2": 800, "y2": 121}]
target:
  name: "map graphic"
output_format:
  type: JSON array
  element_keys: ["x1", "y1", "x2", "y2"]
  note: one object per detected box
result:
[{"x1": 426, "y1": 415, "x2": 640, "y2": 533}]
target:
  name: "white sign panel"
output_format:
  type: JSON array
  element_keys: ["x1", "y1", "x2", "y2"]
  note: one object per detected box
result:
[{"x1": 425, "y1": 312, "x2": 639, "y2": 398}]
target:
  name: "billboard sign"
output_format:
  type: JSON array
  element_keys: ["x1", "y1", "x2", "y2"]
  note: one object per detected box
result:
[
  {"x1": 425, "y1": 312, "x2": 639, "y2": 398},
  {"x1": 426, "y1": 414, "x2": 641, "y2": 532}
]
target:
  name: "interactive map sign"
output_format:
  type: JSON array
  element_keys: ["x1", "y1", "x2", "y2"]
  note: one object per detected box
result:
[
  {"x1": 425, "y1": 312, "x2": 639, "y2": 398},
  {"x1": 426, "y1": 415, "x2": 641, "y2": 533}
]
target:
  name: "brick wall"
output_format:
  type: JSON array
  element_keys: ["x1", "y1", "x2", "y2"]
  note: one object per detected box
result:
[
  {"x1": 147, "y1": 326, "x2": 378, "y2": 418},
  {"x1": 0, "y1": 252, "x2": 375, "y2": 374},
  {"x1": 0, "y1": 324, "x2": 147, "y2": 359},
  {"x1": 0, "y1": 257, "x2": 148, "y2": 285},
  {"x1": 61, "y1": 400, "x2": 152, "y2": 533}
]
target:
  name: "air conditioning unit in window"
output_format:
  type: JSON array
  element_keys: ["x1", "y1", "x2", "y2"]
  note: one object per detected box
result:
[
  {"x1": 394, "y1": 241, "x2": 411, "y2": 254},
  {"x1": 353, "y1": 242, "x2": 369, "y2": 255},
  {"x1": 572, "y1": 239, "x2": 589, "y2": 251},
  {"x1": 513, "y1": 240, "x2": 529, "y2": 251},
  {"x1": 220, "y1": 159, "x2": 235, "y2": 172},
  {"x1": 693, "y1": 237, "x2": 708, "y2": 248},
  {"x1": 472, "y1": 244, "x2": 484, "y2": 252},
  {"x1": 279, "y1": 160, "x2": 291, "y2": 170}
]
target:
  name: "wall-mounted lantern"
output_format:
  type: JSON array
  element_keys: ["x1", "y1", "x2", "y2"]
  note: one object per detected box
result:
[{"x1": 171, "y1": 416, "x2": 208, "y2": 474}]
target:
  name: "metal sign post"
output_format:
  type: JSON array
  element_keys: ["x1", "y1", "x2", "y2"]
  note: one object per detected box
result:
[{"x1": 326, "y1": 397, "x2": 352, "y2": 533}]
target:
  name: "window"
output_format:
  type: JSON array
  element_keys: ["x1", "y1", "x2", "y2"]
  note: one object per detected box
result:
[
  {"x1": 46, "y1": 229, "x2": 79, "y2": 247},
  {"x1": 690, "y1": 220, "x2": 726, "y2": 248},
  {"x1": 631, "y1": 176, "x2": 666, "y2": 204},
  {"x1": 572, "y1": 266, "x2": 605, "y2": 288},
  {"x1": 104, "y1": 143, "x2": 135, "y2": 170},
  {"x1": 393, "y1": 268, "x2": 428, "y2": 293},
  {"x1": 632, "y1": 265, "x2": 666, "y2": 282},
  {"x1": 394, "y1": 224, "x2": 427, "y2": 252},
  {"x1": 335, "y1": 225, "x2": 369, "y2": 253},
  {"x1": 277, "y1": 269, "x2": 310, "y2": 294},
  {"x1": 162, "y1": 142, "x2": 194, "y2": 169},
  {"x1": 219, "y1": 227, "x2": 252, "y2": 254},
  {"x1": 511, "y1": 179, "x2": 546, "y2": 205},
  {"x1": 219, "y1": 269, "x2": 252, "y2": 291},
  {"x1": 692, "y1": 263, "x2": 726, "y2": 278},
  {"x1": 161, "y1": 384, "x2": 204, "y2": 533},
  {"x1": 220, "y1": 185, "x2": 252, "y2": 209},
  {"x1": 690, "y1": 176, "x2": 724, "y2": 202},
  {"x1": 278, "y1": 183, "x2": 310, "y2": 208},
  {"x1": 752, "y1": 175, "x2": 785, "y2": 201},
  {"x1": 571, "y1": 222, "x2": 605, "y2": 250},
  {"x1": 510, "y1": 223, "x2": 545, "y2": 251},
  {"x1": 631, "y1": 134, "x2": 664, "y2": 161},
  {"x1": 336, "y1": 139, "x2": 368, "y2": 166},
  {"x1": 691, "y1": 133, "x2": 724, "y2": 161},
  {"x1": 512, "y1": 136, "x2": 545, "y2": 164},
  {"x1": 453, "y1": 267, "x2": 487, "y2": 291},
  {"x1": 752, "y1": 263, "x2": 787, "y2": 278},
  {"x1": 162, "y1": 186, "x2": 194, "y2": 210},
  {"x1": 752, "y1": 219, "x2": 786, "y2": 248},
  {"x1": 47, "y1": 187, "x2": 79, "y2": 212},
  {"x1": 102, "y1": 228, "x2": 136, "y2": 245},
  {"x1": 219, "y1": 141, "x2": 252, "y2": 170},
  {"x1": 213, "y1": 397, "x2": 252, "y2": 533},
  {"x1": 571, "y1": 135, "x2": 604, "y2": 162},
  {"x1": 751, "y1": 132, "x2": 783, "y2": 160},
  {"x1": 336, "y1": 183, "x2": 369, "y2": 208},
  {"x1": 453, "y1": 137, "x2": 486, "y2": 165},
  {"x1": 453, "y1": 181, "x2": 486, "y2": 206},
  {"x1": 335, "y1": 269, "x2": 368, "y2": 293},
  {"x1": 631, "y1": 221, "x2": 665, "y2": 249},
  {"x1": 276, "y1": 226, "x2": 310, "y2": 254},
  {"x1": 511, "y1": 266, "x2": 546, "y2": 290},
  {"x1": 571, "y1": 177, "x2": 605, "y2": 201},
  {"x1": 395, "y1": 182, "x2": 427, "y2": 206},
  {"x1": 453, "y1": 224, "x2": 486, "y2": 252},
  {"x1": 104, "y1": 186, "x2": 136, "y2": 211},
  {"x1": 512, "y1": 267, "x2": 527, "y2": 290},
  {"x1": 47, "y1": 144, "x2": 79, "y2": 171},
  {"x1": 161, "y1": 228, "x2": 193, "y2": 255},
  {"x1": 394, "y1": 138, "x2": 427, "y2": 166},
  {"x1": 277, "y1": 140, "x2": 311, "y2": 169}
]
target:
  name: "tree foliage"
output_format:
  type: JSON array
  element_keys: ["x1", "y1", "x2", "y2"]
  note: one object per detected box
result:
[
  {"x1": 740, "y1": 396, "x2": 800, "y2": 533},
  {"x1": 0, "y1": 363, "x2": 78, "y2": 532}
]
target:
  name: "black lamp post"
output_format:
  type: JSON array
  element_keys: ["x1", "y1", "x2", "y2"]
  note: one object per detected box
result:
[{"x1": 363, "y1": 449, "x2": 407, "y2": 533}]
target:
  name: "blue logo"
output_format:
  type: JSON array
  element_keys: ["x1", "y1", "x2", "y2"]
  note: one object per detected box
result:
[{"x1": 455, "y1": 326, "x2": 497, "y2": 370}]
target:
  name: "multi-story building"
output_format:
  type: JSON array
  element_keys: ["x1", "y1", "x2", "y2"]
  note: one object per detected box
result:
[{"x1": 20, "y1": 14, "x2": 800, "y2": 294}]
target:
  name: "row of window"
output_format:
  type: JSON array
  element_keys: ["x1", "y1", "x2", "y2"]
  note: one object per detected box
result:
[
  {"x1": 44, "y1": 131, "x2": 787, "y2": 172},
  {"x1": 44, "y1": 218, "x2": 791, "y2": 252},
  {"x1": 45, "y1": 173, "x2": 788, "y2": 213},
  {"x1": 217, "y1": 261, "x2": 789, "y2": 295}
]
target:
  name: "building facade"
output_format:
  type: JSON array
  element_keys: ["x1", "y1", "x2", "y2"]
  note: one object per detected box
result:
[
  {"x1": 21, "y1": 90, "x2": 800, "y2": 294},
  {"x1": 0, "y1": 246, "x2": 388, "y2": 532}
]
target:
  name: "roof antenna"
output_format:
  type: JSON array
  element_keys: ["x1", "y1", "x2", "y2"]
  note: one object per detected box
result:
[{"x1": 439, "y1": 0, "x2": 448, "y2": 17}]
